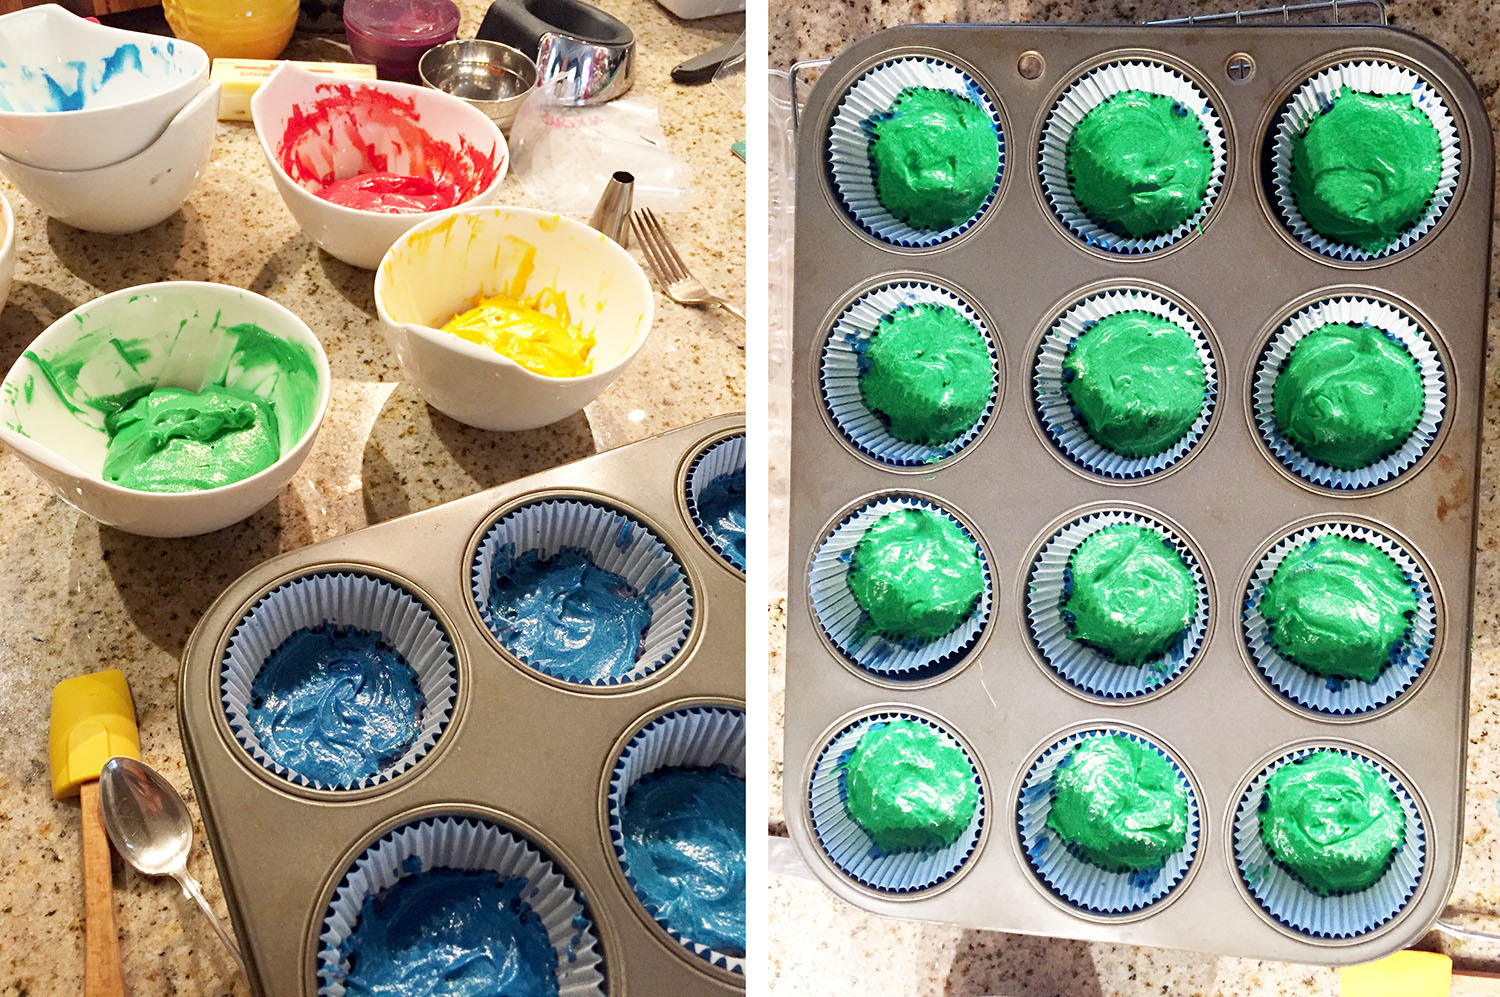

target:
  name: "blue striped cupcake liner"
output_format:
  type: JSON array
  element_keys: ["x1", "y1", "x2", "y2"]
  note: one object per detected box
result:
[
  {"x1": 807, "y1": 712, "x2": 985, "y2": 893},
  {"x1": 684, "y1": 433, "x2": 746, "y2": 573},
  {"x1": 1032, "y1": 289, "x2": 1218, "y2": 479},
  {"x1": 606, "y1": 706, "x2": 746, "y2": 974},
  {"x1": 1016, "y1": 728, "x2": 1200, "y2": 915},
  {"x1": 471, "y1": 499, "x2": 694, "y2": 686},
  {"x1": 1232, "y1": 747, "x2": 1426, "y2": 938},
  {"x1": 1039, "y1": 60, "x2": 1228, "y2": 255},
  {"x1": 1252, "y1": 296, "x2": 1446, "y2": 492},
  {"x1": 827, "y1": 57, "x2": 1004, "y2": 248},
  {"x1": 820, "y1": 282, "x2": 1000, "y2": 467},
  {"x1": 1026, "y1": 511, "x2": 1209, "y2": 700},
  {"x1": 220, "y1": 572, "x2": 458, "y2": 792},
  {"x1": 317, "y1": 815, "x2": 607, "y2": 996},
  {"x1": 1271, "y1": 61, "x2": 1461, "y2": 262},
  {"x1": 808, "y1": 495, "x2": 992, "y2": 679},
  {"x1": 1242, "y1": 522, "x2": 1436, "y2": 717}
]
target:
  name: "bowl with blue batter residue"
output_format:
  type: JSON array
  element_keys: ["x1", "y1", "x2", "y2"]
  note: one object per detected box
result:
[
  {"x1": 0, "y1": 4, "x2": 209, "y2": 171},
  {"x1": 0, "y1": 281, "x2": 331, "y2": 537}
]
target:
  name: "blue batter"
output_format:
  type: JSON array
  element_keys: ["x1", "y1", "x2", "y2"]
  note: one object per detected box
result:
[
  {"x1": 339, "y1": 868, "x2": 559, "y2": 996},
  {"x1": 0, "y1": 43, "x2": 187, "y2": 113},
  {"x1": 486, "y1": 547, "x2": 652, "y2": 682},
  {"x1": 620, "y1": 765, "x2": 747, "y2": 956},
  {"x1": 696, "y1": 467, "x2": 746, "y2": 571},
  {"x1": 247, "y1": 623, "x2": 424, "y2": 786}
]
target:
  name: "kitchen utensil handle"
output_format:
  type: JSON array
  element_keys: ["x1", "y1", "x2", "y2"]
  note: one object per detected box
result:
[
  {"x1": 81, "y1": 780, "x2": 125, "y2": 997},
  {"x1": 719, "y1": 300, "x2": 746, "y2": 321},
  {"x1": 175, "y1": 869, "x2": 247, "y2": 975}
]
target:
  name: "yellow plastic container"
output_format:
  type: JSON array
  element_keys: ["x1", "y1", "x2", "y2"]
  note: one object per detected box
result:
[{"x1": 164, "y1": 0, "x2": 300, "y2": 61}]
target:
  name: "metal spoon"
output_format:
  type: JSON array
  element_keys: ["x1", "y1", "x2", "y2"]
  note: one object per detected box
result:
[{"x1": 99, "y1": 756, "x2": 246, "y2": 974}]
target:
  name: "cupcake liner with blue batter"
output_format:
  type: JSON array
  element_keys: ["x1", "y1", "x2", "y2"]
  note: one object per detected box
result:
[
  {"x1": 1016, "y1": 728, "x2": 1200, "y2": 915},
  {"x1": 826, "y1": 57, "x2": 1003, "y2": 248},
  {"x1": 807, "y1": 712, "x2": 985, "y2": 893},
  {"x1": 1271, "y1": 61, "x2": 1461, "y2": 262},
  {"x1": 471, "y1": 499, "x2": 694, "y2": 686},
  {"x1": 607, "y1": 705, "x2": 746, "y2": 974},
  {"x1": 1026, "y1": 511, "x2": 1209, "y2": 700},
  {"x1": 1039, "y1": 60, "x2": 1228, "y2": 255},
  {"x1": 1242, "y1": 522, "x2": 1436, "y2": 717},
  {"x1": 316, "y1": 814, "x2": 607, "y2": 997},
  {"x1": 820, "y1": 282, "x2": 1000, "y2": 468},
  {"x1": 808, "y1": 495, "x2": 992, "y2": 680},
  {"x1": 1032, "y1": 289, "x2": 1218, "y2": 479},
  {"x1": 1232, "y1": 747, "x2": 1426, "y2": 938},
  {"x1": 684, "y1": 434, "x2": 747, "y2": 573},
  {"x1": 1252, "y1": 296, "x2": 1447, "y2": 492},
  {"x1": 220, "y1": 572, "x2": 459, "y2": 792}
]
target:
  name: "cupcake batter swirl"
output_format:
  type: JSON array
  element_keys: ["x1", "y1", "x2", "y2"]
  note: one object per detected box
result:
[
  {"x1": 1046, "y1": 735, "x2": 1188, "y2": 871},
  {"x1": 620, "y1": 766, "x2": 747, "y2": 956},
  {"x1": 858, "y1": 302, "x2": 994, "y2": 446},
  {"x1": 1259, "y1": 751, "x2": 1405, "y2": 896},
  {"x1": 865, "y1": 86, "x2": 1000, "y2": 232},
  {"x1": 1062, "y1": 523, "x2": 1197, "y2": 666},
  {"x1": 844, "y1": 719, "x2": 978, "y2": 852},
  {"x1": 696, "y1": 467, "x2": 746, "y2": 569},
  {"x1": 848, "y1": 507, "x2": 984, "y2": 642},
  {"x1": 247, "y1": 624, "x2": 425, "y2": 786}
]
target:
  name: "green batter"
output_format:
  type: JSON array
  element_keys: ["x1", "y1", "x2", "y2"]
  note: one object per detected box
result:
[
  {"x1": 1062, "y1": 524, "x2": 1196, "y2": 666},
  {"x1": 843, "y1": 719, "x2": 978, "y2": 852},
  {"x1": 865, "y1": 87, "x2": 1000, "y2": 232},
  {"x1": 1259, "y1": 750, "x2": 1405, "y2": 896},
  {"x1": 1260, "y1": 535, "x2": 1417, "y2": 682},
  {"x1": 1045, "y1": 735, "x2": 1188, "y2": 871},
  {"x1": 103, "y1": 385, "x2": 280, "y2": 492},
  {"x1": 1064, "y1": 310, "x2": 1207, "y2": 458},
  {"x1": 1272, "y1": 323, "x2": 1424, "y2": 471},
  {"x1": 1290, "y1": 87, "x2": 1442, "y2": 253},
  {"x1": 858, "y1": 303, "x2": 994, "y2": 445},
  {"x1": 1064, "y1": 90, "x2": 1214, "y2": 239},
  {"x1": 848, "y1": 508, "x2": 984, "y2": 642}
]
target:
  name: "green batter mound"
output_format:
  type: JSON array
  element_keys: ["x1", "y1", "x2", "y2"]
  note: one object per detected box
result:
[
  {"x1": 1046, "y1": 735, "x2": 1189, "y2": 871},
  {"x1": 858, "y1": 303, "x2": 994, "y2": 446},
  {"x1": 1061, "y1": 523, "x2": 1197, "y2": 667},
  {"x1": 848, "y1": 507, "x2": 984, "y2": 642},
  {"x1": 865, "y1": 87, "x2": 1000, "y2": 232},
  {"x1": 844, "y1": 719, "x2": 978, "y2": 852}
]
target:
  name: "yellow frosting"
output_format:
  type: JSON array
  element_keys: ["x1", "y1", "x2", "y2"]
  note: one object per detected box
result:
[{"x1": 439, "y1": 290, "x2": 595, "y2": 378}]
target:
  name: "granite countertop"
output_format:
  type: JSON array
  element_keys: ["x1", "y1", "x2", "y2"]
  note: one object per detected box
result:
[
  {"x1": 768, "y1": 2, "x2": 1500, "y2": 994},
  {"x1": 0, "y1": 1, "x2": 743, "y2": 991}
]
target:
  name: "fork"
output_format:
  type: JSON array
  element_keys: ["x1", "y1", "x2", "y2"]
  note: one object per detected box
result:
[{"x1": 631, "y1": 208, "x2": 746, "y2": 321}]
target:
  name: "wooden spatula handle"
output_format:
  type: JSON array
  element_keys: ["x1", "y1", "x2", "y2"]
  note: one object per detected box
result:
[{"x1": 80, "y1": 780, "x2": 125, "y2": 996}]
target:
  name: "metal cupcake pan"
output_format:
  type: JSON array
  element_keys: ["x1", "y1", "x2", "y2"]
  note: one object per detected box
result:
[
  {"x1": 784, "y1": 24, "x2": 1489, "y2": 966},
  {"x1": 180, "y1": 414, "x2": 746, "y2": 996}
]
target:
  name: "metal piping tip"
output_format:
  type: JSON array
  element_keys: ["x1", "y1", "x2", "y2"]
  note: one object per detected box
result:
[{"x1": 588, "y1": 170, "x2": 635, "y2": 248}]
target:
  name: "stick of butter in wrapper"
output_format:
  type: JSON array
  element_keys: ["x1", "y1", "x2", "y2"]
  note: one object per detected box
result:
[{"x1": 211, "y1": 59, "x2": 379, "y2": 120}]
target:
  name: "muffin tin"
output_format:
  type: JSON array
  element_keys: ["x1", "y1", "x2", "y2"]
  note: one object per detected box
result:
[
  {"x1": 783, "y1": 24, "x2": 1490, "y2": 965},
  {"x1": 180, "y1": 414, "x2": 746, "y2": 995}
]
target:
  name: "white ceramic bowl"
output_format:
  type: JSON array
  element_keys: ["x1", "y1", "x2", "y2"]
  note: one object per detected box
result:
[
  {"x1": 0, "y1": 189, "x2": 14, "y2": 315},
  {"x1": 0, "y1": 282, "x2": 331, "y2": 537},
  {"x1": 0, "y1": 82, "x2": 220, "y2": 235},
  {"x1": 251, "y1": 64, "x2": 508, "y2": 270},
  {"x1": 0, "y1": 4, "x2": 209, "y2": 171},
  {"x1": 375, "y1": 206, "x2": 653, "y2": 431}
]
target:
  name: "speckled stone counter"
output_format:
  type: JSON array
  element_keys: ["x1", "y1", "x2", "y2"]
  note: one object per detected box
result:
[
  {"x1": 769, "y1": 2, "x2": 1500, "y2": 994},
  {"x1": 0, "y1": 2, "x2": 743, "y2": 991}
]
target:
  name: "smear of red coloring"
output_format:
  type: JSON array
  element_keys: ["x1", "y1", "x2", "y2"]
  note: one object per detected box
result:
[{"x1": 277, "y1": 84, "x2": 500, "y2": 215}]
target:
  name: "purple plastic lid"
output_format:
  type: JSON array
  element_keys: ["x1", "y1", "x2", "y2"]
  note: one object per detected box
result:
[{"x1": 343, "y1": 0, "x2": 462, "y2": 44}]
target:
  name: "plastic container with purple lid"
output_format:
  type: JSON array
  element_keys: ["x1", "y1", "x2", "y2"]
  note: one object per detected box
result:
[{"x1": 344, "y1": 0, "x2": 461, "y2": 81}]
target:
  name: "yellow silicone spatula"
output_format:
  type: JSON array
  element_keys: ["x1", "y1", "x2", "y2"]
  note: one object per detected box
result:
[{"x1": 50, "y1": 670, "x2": 139, "y2": 997}]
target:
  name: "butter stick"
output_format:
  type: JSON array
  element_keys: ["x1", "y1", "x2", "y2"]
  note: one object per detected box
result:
[{"x1": 211, "y1": 58, "x2": 379, "y2": 121}]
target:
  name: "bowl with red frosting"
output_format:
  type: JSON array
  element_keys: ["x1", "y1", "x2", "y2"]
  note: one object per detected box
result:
[{"x1": 251, "y1": 63, "x2": 507, "y2": 268}]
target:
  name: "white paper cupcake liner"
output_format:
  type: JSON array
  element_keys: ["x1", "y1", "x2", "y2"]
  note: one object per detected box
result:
[
  {"x1": 316, "y1": 815, "x2": 608, "y2": 996},
  {"x1": 827, "y1": 57, "x2": 1003, "y2": 247},
  {"x1": 1242, "y1": 523, "x2": 1435, "y2": 717},
  {"x1": 1032, "y1": 289, "x2": 1218, "y2": 479},
  {"x1": 1252, "y1": 296, "x2": 1446, "y2": 491},
  {"x1": 1017, "y1": 729, "x2": 1200, "y2": 915},
  {"x1": 807, "y1": 712, "x2": 985, "y2": 893},
  {"x1": 1233, "y1": 747, "x2": 1426, "y2": 938},
  {"x1": 820, "y1": 282, "x2": 999, "y2": 468},
  {"x1": 808, "y1": 496, "x2": 992, "y2": 679},
  {"x1": 220, "y1": 572, "x2": 459, "y2": 792},
  {"x1": 1271, "y1": 60, "x2": 1461, "y2": 261},
  {"x1": 1026, "y1": 512, "x2": 1208, "y2": 700},
  {"x1": 471, "y1": 499, "x2": 694, "y2": 686},
  {"x1": 1039, "y1": 60, "x2": 1227, "y2": 254},
  {"x1": 606, "y1": 706, "x2": 746, "y2": 974},
  {"x1": 684, "y1": 434, "x2": 747, "y2": 573}
]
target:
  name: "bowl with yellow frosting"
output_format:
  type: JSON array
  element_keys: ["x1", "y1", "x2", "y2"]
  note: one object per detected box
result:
[
  {"x1": 0, "y1": 281, "x2": 330, "y2": 536},
  {"x1": 375, "y1": 205, "x2": 653, "y2": 431}
]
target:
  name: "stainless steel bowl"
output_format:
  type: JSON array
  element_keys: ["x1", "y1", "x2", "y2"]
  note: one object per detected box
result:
[{"x1": 418, "y1": 39, "x2": 538, "y2": 131}]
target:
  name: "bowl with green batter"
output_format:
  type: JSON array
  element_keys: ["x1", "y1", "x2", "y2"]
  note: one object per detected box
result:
[{"x1": 0, "y1": 281, "x2": 330, "y2": 536}]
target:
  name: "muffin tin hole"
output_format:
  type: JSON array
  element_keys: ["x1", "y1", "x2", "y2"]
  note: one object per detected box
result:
[{"x1": 682, "y1": 432, "x2": 747, "y2": 574}]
